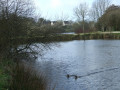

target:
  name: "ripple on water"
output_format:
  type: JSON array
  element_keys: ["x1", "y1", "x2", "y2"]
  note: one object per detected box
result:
[{"x1": 34, "y1": 40, "x2": 120, "y2": 90}]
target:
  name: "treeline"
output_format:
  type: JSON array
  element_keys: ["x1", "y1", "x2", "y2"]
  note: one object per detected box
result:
[
  {"x1": 72, "y1": 0, "x2": 120, "y2": 33},
  {"x1": 0, "y1": 0, "x2": 65, "y2": 58},
  {"x1": 0, "y1": 0, "x2": 33, "y2": 58},
  {"x1": 0, "y1": 0, "x2": 52, "y2": 89},
  {"x1": 31, "y1": 19, "x2": 71, "y2": 36},
  {"x1": 97, "y1": 5, "x2": 120, "y2": 31}
]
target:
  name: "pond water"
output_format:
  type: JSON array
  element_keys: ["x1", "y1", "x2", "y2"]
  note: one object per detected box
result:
[
  {"x1": 34, "y1": 40, "x2": 120, "y2": 90},
  {"x1": 61, "y1": 32, "x2": 75, "y2": 34}
]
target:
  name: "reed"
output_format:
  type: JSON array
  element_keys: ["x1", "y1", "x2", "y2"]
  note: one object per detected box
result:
[{"x1": 9, "y1": 63, "x2": 48, "y2": 90}]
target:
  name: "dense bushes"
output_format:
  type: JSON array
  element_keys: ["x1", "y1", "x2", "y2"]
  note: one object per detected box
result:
[
  {"x1": 96, "y1": 5, "x2": 120, "y2": 31},
  {"x1": 72, "y1": 21, "x2": 94, "y2": 34}
]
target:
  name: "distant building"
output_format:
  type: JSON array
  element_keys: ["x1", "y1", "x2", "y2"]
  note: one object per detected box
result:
[
  {"x1": 51, "y1": 21, "x2": 72, "y2": 26},
  {"x1": 51, "y1": 21, "x2": 57, "y2": 26},
  {"x1": 63, "y1": 21, "x2": 72, "y2": 26}
]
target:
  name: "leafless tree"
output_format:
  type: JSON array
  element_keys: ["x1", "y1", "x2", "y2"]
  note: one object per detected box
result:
[
  {"x1": 74, "y1": 2, "x2": 88, "y2": 39},
  {"x1": 89, "y1": 8, "x2": 96, "y2": 22},
  {"x1": 0, "y1": 0, "x2": 57, "y2": 61},
  {"x1": 0, "y1": 0, "x2": 35, "y2": 17},
  {"x1": 54, "y1": 12, "x2": 69, "y2": 22},
  {"x1": 91, "y1": 0, "x2": 111, "y2": 21},
  {"x1": 0, "y1": 0, "x2": 39, "y2": 60}
]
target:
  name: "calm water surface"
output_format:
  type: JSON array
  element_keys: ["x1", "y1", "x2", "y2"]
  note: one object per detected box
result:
[{"x1": 34, "y1": 40, "x2": 120, "y2": 90}]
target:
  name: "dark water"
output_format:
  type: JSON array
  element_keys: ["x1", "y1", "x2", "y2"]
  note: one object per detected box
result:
[{"x1": 34, "y1": 40, "x2": 120, "y2": 90}]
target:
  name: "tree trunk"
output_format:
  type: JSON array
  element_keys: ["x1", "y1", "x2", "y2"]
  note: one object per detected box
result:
[{"x1": 83, "y1": 18, "x2": 85, "y2": 41}]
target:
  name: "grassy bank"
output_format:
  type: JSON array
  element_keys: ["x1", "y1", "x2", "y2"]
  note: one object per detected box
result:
[
  {"x1": 13, "y1": 33, "x2": 120, "y2": 44},
  {"x1": 0, "y1": 60, "x2": 12, "y2": 90},
  {"x1": 0, "y1": 67, "x2": 9, "y2": 90},
  {"x1": 9, "y1": 63, "x2": 48, "y2": 90},
  {"x1": 0, "y1": 52, "x2": 50, "y2": 90},
  {"x1": 48, "y1": 33, "x2": 120, "y2": 41},
  {"x1": 0, "y1": 59, "x2": 50, "y2": 90}
]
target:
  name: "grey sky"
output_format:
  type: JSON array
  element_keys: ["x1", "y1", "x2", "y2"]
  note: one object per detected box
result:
[{"x1": 34, "y1": 0, "x2": 120, "y2": 20}]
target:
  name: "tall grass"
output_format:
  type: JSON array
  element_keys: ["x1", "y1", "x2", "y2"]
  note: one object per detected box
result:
[
  {"x1": 0, "y1": 59, "x2": 13, "y2": 90},
  {"x1": 0, "y1": 66, "x2": 9, "y2": 90},
  {"x1": 9, "y1": 63, "x2": 48, "y2": 90}
]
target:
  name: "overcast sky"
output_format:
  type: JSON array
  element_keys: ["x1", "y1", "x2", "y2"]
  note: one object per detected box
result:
[{"x1": 34, "y1": 0, "x2": 120, "y2": 21}]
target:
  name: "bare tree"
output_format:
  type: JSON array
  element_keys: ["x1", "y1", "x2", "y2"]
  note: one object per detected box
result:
[
  {"x1": 0, "y1": 0, "x2": 35, "y2": 17},
  {"x1": 0, "y1": 0, "x2": 58, "y2": 61},
  {"x1": 91, "y1": 0, "x2": 111, "y2": 21},
  {"x1": 0, "y1": 0, "x2": 37, "y2": 60},
  {"x1": 74, "y1": 2, "x2": 88, "y2": 39},
  {"x1": 54, "y1": 12, "x2": 69, "y2": 21},
  {"x1": 89, "y1": 8, "x2": 96, "y2": 22}
]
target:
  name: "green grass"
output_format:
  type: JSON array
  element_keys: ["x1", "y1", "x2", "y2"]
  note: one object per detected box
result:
[
  {"x1": 0, "y1": 59, "x2": 15, "y2": 90},
  {"x1": 10, "y1": 31, "x2": 120, "y2": 44},
  {"x1": 0, "y1": 65, "x2": 10, "y2": 90},
  {"x1": 0, "y1": 60, "x2": 50, "y2": 90}
]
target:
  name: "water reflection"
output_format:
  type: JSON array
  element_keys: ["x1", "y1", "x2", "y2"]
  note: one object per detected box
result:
[{"x1": 34, "y1": 40, "x2": 120, "y2": 90}]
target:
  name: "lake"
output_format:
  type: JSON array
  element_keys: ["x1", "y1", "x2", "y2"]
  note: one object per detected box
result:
[{"x1": 33, "y1": 40, "x2": 120, "y2": 90}]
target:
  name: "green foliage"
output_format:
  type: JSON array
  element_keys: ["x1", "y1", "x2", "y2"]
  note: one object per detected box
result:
[
  {"x1": 0, "y1": 69, "x2": 9, "y2": 90},
  {"x1": 97, "y1": 5, "x2": 120, "y2": 31},
  {"x1": 0, "y1": 0, "x2": 56, "y2": 89},
  {"x1": 0, "y1": 59, "x2": 14, "y2": 90},
  {"x1": 37, "y1": 18, "x2": 51, "y2": 26},
  {"x1": 64, "y1": 25, "x2": 74, "y2": 32}
]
